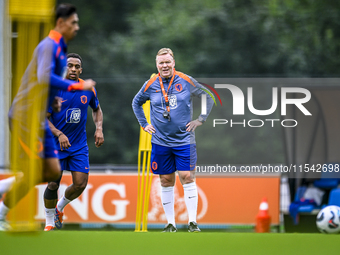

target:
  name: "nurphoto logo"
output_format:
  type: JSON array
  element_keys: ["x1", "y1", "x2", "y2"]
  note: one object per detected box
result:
[{"x1": 199, "y1": 82, "x2": 312, "y2": 128}]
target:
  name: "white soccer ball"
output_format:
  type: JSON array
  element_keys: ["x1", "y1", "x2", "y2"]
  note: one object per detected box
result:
[{"x1": 316, "y1": 205, "x2": 340, "y2": 234}]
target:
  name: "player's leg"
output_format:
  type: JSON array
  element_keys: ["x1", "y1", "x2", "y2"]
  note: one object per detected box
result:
[
  {"x1": 159, "y1": 172, "x2": 176, "y2": 232},
  {"x1": 151, "y1": 143, "x2": 177, "y2": 232},
  {"x1": 56, "y1": 171, "x2": 88, "y2": 215},
  {"x1": 43, "y1": 126, "x2": 61, "y2": 182},
  {"x1": 0, "y1": 120, "x2": 28, "y2": 222},
  {"x1": 43, "y1": 171, "x2": 63, "y2": 231},
  {"x1": 0, "y1": 158, "x2": 60, "y2": 231},
  {"x1": 0, "y1": 158, "x2": 59, "y2": 227},
  {"x1": 0, "y1": 176, "x2": 16, "y2": 199},
  {"x1": 0, "y1": 120, "x2": 60, "y2": 231},
  {"x1": 4, "y1": 157, "x2": 61, "y2": 207},
  {"x1": 42, "y1": 126, "x2": 62, "y2": 231},
  {"x1": 43, "y1": 158, "x2": 62, "y2": 182},
  {"x1": 63, "y1": 171, "x2": 89, "y2": 201},
  {"x1": 58, "y1": 152, "x2": 89, "y2": 209},
  {"x1": 178, "y1": 170, "x2": 200, "y2": 232},
  {"x1": 0, "y1": 177, "x2": 15, "y2": 229},
  {"x1": 0, "y1": 175, "x2": 26, "y2": 231},
  {"x1": 175, "y1": 144, "x2": 200, "y2": 232},
  {"x1": 55, "y1": 153, "x2": 89, "y2": 229}
]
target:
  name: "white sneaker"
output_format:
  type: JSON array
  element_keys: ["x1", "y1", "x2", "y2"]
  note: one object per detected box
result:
[{"x1": 0, "y1": 220, "x2": 12, "y2": 231}]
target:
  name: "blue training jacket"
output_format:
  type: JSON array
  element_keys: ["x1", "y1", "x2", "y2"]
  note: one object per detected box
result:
[{"x1": 132, "y1": 70, "x2": 214, "y2": 147}]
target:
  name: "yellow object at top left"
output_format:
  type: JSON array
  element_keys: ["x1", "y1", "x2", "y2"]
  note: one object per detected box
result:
[{"x1": 9, "y1": 0, "x2": 55, "y2": 21}]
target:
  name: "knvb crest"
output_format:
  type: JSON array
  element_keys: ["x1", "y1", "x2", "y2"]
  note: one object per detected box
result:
[
  {"x1": 66, "y1": 108, "x2": 81, "y2": 123},
  {"x1": 81, "y1": 95, "x2": 87, "y2": 104},
  {"x1": 175, "y1": 83, "x2": 183, "y2": 92}
]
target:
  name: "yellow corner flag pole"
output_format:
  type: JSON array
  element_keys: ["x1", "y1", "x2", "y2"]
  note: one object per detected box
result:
[{"x1": 135, "y1": 74, "x2": 156, "y2": 232}]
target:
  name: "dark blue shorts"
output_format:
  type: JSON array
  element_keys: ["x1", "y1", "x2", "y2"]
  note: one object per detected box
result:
[
  {"x1": 150, "y1": 143, "x2": 197, "y2": 175},
  {"x1": 44, "y1": 124, "x2": 58, "y2": 159},
  {"x1": 59, "y1": 149, "x2": 90, "y2": 173},
  {"x1": 14, "y1": 118, "x2": 58, "y2": 159}
]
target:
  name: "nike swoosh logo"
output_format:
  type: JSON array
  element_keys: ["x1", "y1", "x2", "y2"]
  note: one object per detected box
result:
[
  {"x1": 163, "y1": 202, "x2": 171, "y2": 205},
  {"x1": 156, "y1": 90, "x2": 160, "y2": 92},
  {"x1": 85, "y1": 167, "x2": 89, "y2": 169},
  {"x1": 61, "y1": 100, "x2": 67, "y2": 103},
  {"x1": 189, "y1": 196, "x2": 196, "y2": 199}
]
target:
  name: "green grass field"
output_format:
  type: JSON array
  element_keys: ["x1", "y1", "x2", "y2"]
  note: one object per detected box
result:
[{"x1": 1, "y1": 231, "x2": 339, "y2": 255}]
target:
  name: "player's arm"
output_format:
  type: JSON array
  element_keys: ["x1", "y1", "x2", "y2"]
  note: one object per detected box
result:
[
  {"x1": 36, "y1": 42, "x2": 96, "y2": 91},
  {"x1": 46, "y1": 112, "x2": 71, "y2": 151},
  {"x1": 52, "y1": 96, "x2": 62, "y2": 112},
  {"x1": 186, "y1": 78, "x2": 214, "y2": 132},
  {"x1": 132, "y1": 82, "x2": 155, "y2": 135},
  {"x1": 92, "y1": 104, "x2": 104, "y2": 148}
]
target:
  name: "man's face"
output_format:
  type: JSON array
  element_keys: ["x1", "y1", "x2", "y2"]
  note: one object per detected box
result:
[
  {"x1": 156, "y1": 53, "x2": 175, "y2": 78},
  {"x1": 66, "y1": 57, "x2": 82, "y2": 81},
  {"x1": 60, "y1": 13, "x2": 79, "y2": 42}
]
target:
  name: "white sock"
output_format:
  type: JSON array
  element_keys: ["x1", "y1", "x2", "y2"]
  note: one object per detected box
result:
[
  {"x1": 161, "y1": 186, "x2": 175, "y2": 226},
  {"x1": 57, "y1": 196, "x2": 71, "y2": 212},
  {"x1": 45, "y1": 208, "x2": 55, "y2": 227},
  {"x1": 0, "y1": 201, "x2": 10, "y2": 221},
  {"x1": 183, "y1": 182, "x2": 198, "y2": 223},
  {"x1": 0, "y1": 177, "x2": 15, "y2": 195}
]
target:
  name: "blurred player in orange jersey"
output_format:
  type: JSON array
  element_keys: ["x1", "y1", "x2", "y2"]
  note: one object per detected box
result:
[
  {"x1": 0, "y1": 4, "x2": 96, "y2": 231},
  {"x1": 43, "y1": 53, "x2": 104, "y2": 231}
]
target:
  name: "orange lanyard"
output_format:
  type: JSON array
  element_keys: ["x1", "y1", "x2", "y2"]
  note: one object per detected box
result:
[{"x1": 158, "y1": 71, "x2": 176, "y2": 112}]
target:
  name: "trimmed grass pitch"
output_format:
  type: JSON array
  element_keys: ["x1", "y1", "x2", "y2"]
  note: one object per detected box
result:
[{"x1": 1, "y1": 231, "x2": 339, "y2": 255}]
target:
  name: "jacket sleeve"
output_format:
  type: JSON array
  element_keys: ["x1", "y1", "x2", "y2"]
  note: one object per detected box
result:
[
  {"x1": 132, "y1": 81, "x2": 150, "y2": 128},
  {"x1": 89, "y1": 87, "x2": 100, "y2": 110},
  {"x1": 36, "y1": 41, "x2": 77, "y2": 91},
  {"x1": 189, "y1": 76, "x2": 214, "y2": 122}
]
